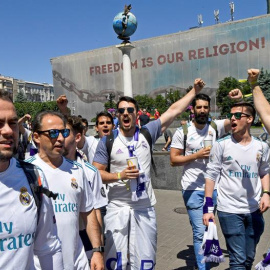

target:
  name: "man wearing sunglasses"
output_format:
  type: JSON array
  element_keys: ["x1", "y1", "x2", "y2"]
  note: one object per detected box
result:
[
  {"x1": 0, "y1": 92, "x2": 63, "y2": 269},
  {"x1": 170, "y1": 93, "x2": 231, "y2": 270},
  {"x1": 93, "y1": 78, "x2": 206, "y2": 269},
  {"x1": 27, "y1": 111, "x2": 104, "y2": 270},
  {"x1": 203, "y1": 102, "x2": 270, "y2": 270}
]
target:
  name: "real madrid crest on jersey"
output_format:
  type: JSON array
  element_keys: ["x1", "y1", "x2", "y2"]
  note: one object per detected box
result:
[
  {"x1": 71, "y1": 178, "x2": 78, "y2": 189},
  {"x1": 19, "y1": 187, "x2": 31, "y2": 206}
]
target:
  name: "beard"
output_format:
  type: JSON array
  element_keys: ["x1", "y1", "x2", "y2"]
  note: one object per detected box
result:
[
  {"x1": 0, "y1": 146, "x2": 17, "y2": 161},
  {"x1": 194, "y1": 112, "x2": 209, "y2": 125}
]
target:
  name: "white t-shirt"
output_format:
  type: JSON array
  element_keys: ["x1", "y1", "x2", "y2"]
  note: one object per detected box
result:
[
  {"x1": 170, "y1": 120, "x2": 226, "y2": 190},
  {"x1": 0, "y1": 158, "x2": 62, "y2": 269},
  {"x1": 76, "y1": 154, "x2": 108, "y2": 209},
  {"x1": 205, "y1": 135, "x2": 270, "y2": 214},
  {"x1": 80, "y1": 136, "x2": 99, "y2": 164},
  {"x1": 23, "y1": 128, "x2": 37, "y2": 159},
  {"x1": 94, "y1": 120, "x2": 161, "y2": 210},
  {"x1": 27, "y1": 154, "x2": 94, "y2": 270}
]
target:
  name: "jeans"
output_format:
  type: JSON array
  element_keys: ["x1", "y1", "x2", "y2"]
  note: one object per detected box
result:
[
  {"x1": 182, "y1": 190, "x2": 217, "y2": 270},
  {"x1": 218, "y1": 210, "x2": 264, "y2": 270}
]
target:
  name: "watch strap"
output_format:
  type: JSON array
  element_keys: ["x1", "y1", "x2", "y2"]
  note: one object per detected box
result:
[{"x1": 92, "y1": 246, "x2": 105, "y2": 253}]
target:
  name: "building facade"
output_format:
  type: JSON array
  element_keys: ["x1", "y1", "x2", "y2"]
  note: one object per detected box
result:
[{"x1": 0, "y1": 75, "x2": 54, "y2": 102}]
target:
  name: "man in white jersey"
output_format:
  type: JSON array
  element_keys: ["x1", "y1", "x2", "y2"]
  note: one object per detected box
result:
[
  {"x1": 170, "y1": 93, "x2": 231, "y2": 270},
  {"x1": 63, "y1": 115, "x2": 108, "y2": 259},
  {"x1": 203, "y1": 102, "x2": 270, "y2": 270},
  {"x1": 28, "y1": 111, "x2": 104, "y2": 270},
  {"x1": 93, "y1": 78, "x2": 205, "y2": 269},
  {"x1": 0, "y1": 91, "x2": 63, "y2": 269}
]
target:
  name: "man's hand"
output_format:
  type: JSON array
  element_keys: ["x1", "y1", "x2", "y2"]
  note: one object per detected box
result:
[
  {"x1": 121, "y1": 167, "x2": 140, "y2": 180},
  {"x1": 247, "y1": 68, "x2": 260, "y2": 84},
  {"x1": 90, "y1": 252, "x2": 104, "y2": 270},
  {"x1": 195, "y1": 147, "x2": 211, "y2": 159},
  {"x1": 228, "y1": 89, "x2": 243, "y2": 100},
  {"x1": 193, "y1": 78, "x2": 205, "y2": 94},
  {"x1": 203, "y1": 213, "x2": 215, "y2": 226},
  {"x1": 18, "y1": 114, "x2": 31, "y2": 124},
  {"x1": 260, "y1": 193, "x2": 269, "y2": 213}
]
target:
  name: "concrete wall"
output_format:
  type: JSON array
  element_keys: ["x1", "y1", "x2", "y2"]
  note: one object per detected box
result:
[{"x1": 151, "y1": 151, "x2": 183, "y2": 191}]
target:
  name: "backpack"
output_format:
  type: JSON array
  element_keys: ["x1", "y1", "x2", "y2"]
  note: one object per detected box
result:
[
  {"x1": 182, "y1": 121, "x2": 218, "y2": 156},
  {"x1": 18, "y1": 160, "x2": 58, "y2": 222},
  {"x1": 105, "y1": 128, "x2": 157, "y2": 176}
]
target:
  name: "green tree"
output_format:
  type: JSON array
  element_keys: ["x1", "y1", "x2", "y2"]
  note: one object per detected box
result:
[
  {"x1": 216, "y1": 77, "x2": 252, "y2": 116},
  {"x1": 258, "y1": 68, "x2": 270, "y2": 102},
  {"x1": 15, "y1": 91, "x2": 27, "y2": 103},
  {"x1": 134, "y1": 95, "x2": 155, "y2": 113}
]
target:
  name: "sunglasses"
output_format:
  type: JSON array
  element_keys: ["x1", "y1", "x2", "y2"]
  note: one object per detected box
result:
[
  {"x1": 118, "y1": 107, "x2": 135, "y2": 114},
  {"x1": 37, "y1": 129, "x2": 70, "y2": 139},
  {"x1": 227, "y1": 112, "x2": 250, "y2": 120}
]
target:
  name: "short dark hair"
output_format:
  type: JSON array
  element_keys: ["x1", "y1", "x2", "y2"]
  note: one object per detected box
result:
[
  {"x1": 32, "y1": 111, "x2": 66, "y2": 133},
  {"x1": 81, "y1": 118, "x2": 88, "y2": 127},
  {"x1": 0, "y1": 90, "x2": 13, "y2": 103},
  {"x1": 95, "y1": 111, "x2": 113, "y2": 126},
  {"x1": 116, "y1": 96, "x2": 139, "y2": 113},
  {"x1": 191, "y1": 94, "x2": 211, "y2": 108},
  {"x1": 66, "y1": 115, "x2": 84, "y2": 135},
  {"x1": 231, "y1": 102, "x2": 256, "y2": 120}
]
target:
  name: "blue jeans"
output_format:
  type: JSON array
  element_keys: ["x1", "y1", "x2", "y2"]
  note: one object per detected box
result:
[
  {"x1": 218, "y1": 210, "x2": 264, "y2": 270},
  {"x1": 182, "y1": 190, "x2": 217, "y2": 270}
]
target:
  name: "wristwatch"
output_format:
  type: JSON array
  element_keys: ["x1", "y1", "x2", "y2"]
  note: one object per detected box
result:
[
  {"x1": 263, "y1": 190, "x2": 270, "y2": 196},
  {"x1": 92, "y1": 246, "x2": 105, "y2": 253}
]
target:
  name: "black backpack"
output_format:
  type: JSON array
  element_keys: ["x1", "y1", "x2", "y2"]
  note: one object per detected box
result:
[
  {"x1": 105, "y1": 128, "x2": 157, "y2": 176},
  {"x1": 19, "y1": 160, "x2": 58, "y2": 222}
]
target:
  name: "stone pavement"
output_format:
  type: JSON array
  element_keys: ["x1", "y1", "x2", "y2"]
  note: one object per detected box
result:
[{"x1": 154, "y1": 189, "x2": 270, "y2": 270}]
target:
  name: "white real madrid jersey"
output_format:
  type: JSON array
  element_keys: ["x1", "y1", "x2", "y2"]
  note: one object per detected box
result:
[
  {"x1": 171, "y1": 120, "x2": 226, "y2": 190},
  {"x1": 205, "y1": 136, "x2": 270, "y2": 214},
  {"x1": 0, "y1": 158, "x2": 61, "y2": 269},
  {"x1": 27, "y1": 154, "x2": 94, "y2": 270}
]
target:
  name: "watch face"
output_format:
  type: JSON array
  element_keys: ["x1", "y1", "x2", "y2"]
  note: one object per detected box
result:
[{"x1": 93, "y1": 246, "x2": 105, "y2": 252}]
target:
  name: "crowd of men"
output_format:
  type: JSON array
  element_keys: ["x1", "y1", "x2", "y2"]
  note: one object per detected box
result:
[{"x1": 0, "y1": 68, "x2": 270, "y2": 270}]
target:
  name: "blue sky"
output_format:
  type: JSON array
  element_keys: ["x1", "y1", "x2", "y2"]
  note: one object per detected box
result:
[{"x1": 0, "y1": 0, "x2": 266, "y2": 84}]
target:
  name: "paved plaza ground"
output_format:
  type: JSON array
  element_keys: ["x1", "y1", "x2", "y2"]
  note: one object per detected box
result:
[{"x1": 155, "y1": 189, "x2": 270, "y2": 270}]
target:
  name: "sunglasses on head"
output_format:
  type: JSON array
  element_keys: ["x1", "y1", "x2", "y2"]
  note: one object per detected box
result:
[
  {"x1": 227, "y1": 112, "x2": 250, "y2": 120},
  {"x1": 118, "y1": 107, "x2": 135, "y2": 114},
  {"x1": 37, "y1": 129, "x2": 70, "y2": 139}
]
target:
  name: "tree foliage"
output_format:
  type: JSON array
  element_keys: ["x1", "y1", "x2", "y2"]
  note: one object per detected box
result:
[
  {"x1": 14, "y1": 101, "x2": 58, "y2": 119},
  {"x1": 258, "y1": 68, "x2": 270, "y2": 102},
  {"x1": 15, "y1": 91, "x2": 27, "y2": 103}
]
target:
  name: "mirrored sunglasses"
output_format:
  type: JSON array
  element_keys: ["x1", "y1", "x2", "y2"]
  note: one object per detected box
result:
[
  {"x1": 118, "y1": 107, "x2": 135, "y2": 114},
  {"x1": 37, "y1": 128, "x2": 70, "y2": 139}
]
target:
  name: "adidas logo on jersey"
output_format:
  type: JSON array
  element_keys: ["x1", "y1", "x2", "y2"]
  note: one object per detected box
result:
[
  {"x1": 226, "y1": 156, "x2": 233, "y2": 161},
  {"x1": 189, "y1": 137, "x2": 195, "y2": 141},
  {"x1": 116, "y1": 149, "x2": 124, "y2": 154}
]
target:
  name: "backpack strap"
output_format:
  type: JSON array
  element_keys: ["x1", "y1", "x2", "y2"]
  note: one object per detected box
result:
[
  {"x1": 19, "y1": 160, "x2": 58, "y2": 223},
  {"x1": 140, "y1": 128, "x2": 157, "y2": 176},
  {"x1": 210, "y1": 121, "x2": 218, "y2": 139},
  {"x1": 105, "y1": 129, "x2": 119, "y2": 172},
  {"x1": 182, "y1": 124, "x2": 188, "y2": 156}
]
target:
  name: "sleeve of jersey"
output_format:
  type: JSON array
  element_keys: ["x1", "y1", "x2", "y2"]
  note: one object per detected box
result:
[
  {"x1": 84, "y1": 162, "x2": 108, "y2": 209},
  {"x1": 93, "y1": 137, "x2": 109, "y2": 165},
  {"x1": 204, "y1": 141, "x2": 223, "y2": 182},
  {"x1": 34, "y1": 169, "x2": 64, "y2": 269},
  {"x1": 144, "y1": 119, "x2": 162, "y2": 143},
  {"x1": 80, "y1": 169, "x2": 95, "y2": 213},
  {"x1": 259, "y1": 142, "x2": 270, "y2": 178},
  {"x1": 215, "y1": 119, "x2": 226, "y2": 138},
  {"x1": 170, "y1": 128, "x2": 184, "y2": 149}
]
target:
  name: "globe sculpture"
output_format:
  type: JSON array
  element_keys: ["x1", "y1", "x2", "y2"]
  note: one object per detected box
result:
[{"x1": 113, "y1": 5, "x2": 137, "y2": 43}]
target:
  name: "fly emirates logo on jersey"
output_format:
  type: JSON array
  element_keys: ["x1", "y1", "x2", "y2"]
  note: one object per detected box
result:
[
  {"x1": 54, "y1": 193, "x2": 78, "y2": 213},
  {"x1": 229, "y1": 164, "x2": 258, "y2": 179},
  {"x1": 0, "y1": 222, "x2": 35, "y2": 251}
]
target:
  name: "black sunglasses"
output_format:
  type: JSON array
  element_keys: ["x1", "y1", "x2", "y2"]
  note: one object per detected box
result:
[
  {"x1": 118, "y1": 107, "x2": 135, "y2": 114},
  {"x1": 37, "y1": 129, "x2": 70, "y2": 139},
  {"x1": 227, "y1": 112, "x2": 251, "y2": 120}
]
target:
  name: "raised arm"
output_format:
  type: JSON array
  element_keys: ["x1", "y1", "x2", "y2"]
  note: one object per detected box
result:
[
  {"x1": 248, "y1": 69, "x2": 270, "y2": 134},
  {"x1": 159, "y1": 78, "x2": 205, "y2": 133}
]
